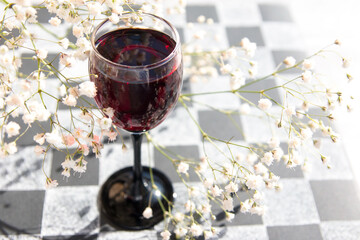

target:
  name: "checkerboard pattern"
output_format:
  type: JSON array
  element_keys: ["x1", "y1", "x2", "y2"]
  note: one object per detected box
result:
[{"x1": 1, "y1": 1, "x2": 360, "y2": 239}]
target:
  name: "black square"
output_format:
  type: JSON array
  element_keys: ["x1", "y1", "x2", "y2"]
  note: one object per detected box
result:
[
  {"x1": 153, "y1": 145, "x2": 199, "y2": 183},
  {"x1": 5, "y1": 116, "x2": 51, "y2": 146},
  {"x1": 239, "y1": 78, "x2": 282, "y2": 105},
  {"x1": 272, "y1": 50, "x2": 307, "y2": 74},
  {"x1": 198, "y1": 110, "x2": 244, "y2": 141},
  {"x1": 36, "y1": 8, "x2": 57, "y2": 24},
  {"x1": 0, "y1": 29, "x2": 20, "y2": 45},
  {"x1": 19, "y1": 53, "x2": 59, "y2": 76},
  {"x1": 310, "y1": 180, "x2": 360, "y2": 221},
  {"x1": 226, "y1": 27, "x2": 265, "y2": 47},
  {"x1": 267, "y1": 224, "x2": 322, "y2": 240},
  {"x1": 186, "y1": 5, "x2": 219, "y2": 23},
  {"x1": 51, "y1": 150, "x2": 99, "y2": 186},
  {"x1": 0, "y1": 190, "x2": 45, "y2": 235},
  {"x1": 259, "y1": 4, "x2": 293, "y2": 22}
]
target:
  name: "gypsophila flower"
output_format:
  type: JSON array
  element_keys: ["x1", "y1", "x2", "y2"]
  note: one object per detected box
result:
[
  {"x1": 174, "y1": 212, "x2": 185, "y2": 222},
  {"x1": 284, "y1": 106, "x2": 295, "y2": 117},
  {"x1": 59, "y1": 38, "x2": 70, "y2": 49},
  {"x1": 239, "y1": 103, "x2": 251, "y2": 115},
  {"x1": 79, "y1": 81, "x2": 97, "y2": 98},
  {"x1": 36, "y1": 49, "x2": 48, "y2": 60},
  {"x1": 0, "y1": 45, "x2": 9, "y2": 55},
  {"x1": 103, "y1": 107, "x2": 115, "y2": 118},
  {"x1": 175, "y1": 227, "x2": 188, "y2": 238},
  {"x1": 258, "y1": 98, "x2": 272, "y2": 110},
  {"x1": 261, "y1": 151, "x2": 274, "y2": 166},
  {"x1": 246, "y1": 174, "x2": 263, "y2": 190},
  {"x1": 49, "y1": 17, "x2": 61, "y2": 26},
  {"x1": 300, "y1": 128, "x2": 313, "y2": 140},
  {"x1": 240, "y1": 37, "x2": 257, "y2": 57},
  {"x1": 220, "y1": 64, "x2": 232, "y2": 74},
  {"x1": 87, "y1": 2, "x2": 102, "y2": 16},
  {"x1": 210, "y1": 185, "x2": 223, "y2": 197},
  {"x1": 62, "y1": 94, "x2": 77, "y2": 107},
  {"x1": 302, "y1": 59, "x2": 314, "y2": 70},
  {"x1": 288, "y1": 137, "x2": 301, "y2": 149},
  {"x1": 253, "y1": 190, "x2": 264, "y2": 204},
  {"x1": 73, "y1": 25, "x2": 84, "y2": 38},
  {"x1": 160, "y1": 230, "x2": 171, "y2": 240},
  {"x1": 250, "y1": 205, "x2": 265, "y2": 215},
  {"x1": 109, "y1": 13, "x2": 120, "y2": 24},
  {"x1": 269, "y1": 137, "x2": 280, "y2": 148},
  {"x1": 225, "y1": 212, "x2": 235, "y2": 222},
  {"x1": 240, "y1": 199, "x2": 252, "y2": 213},
  {"x1": 5, "y1": 121, "x2": 20, "y2": 137},
  {"x1": 190, "y1": 224, "x2": 203, "y2": 237},
  {"x1": 283, "y1": 56, "x2": 296, "y2": 67},
  {"x1": 342, "y1": 58, "x2": 350, "y2": 68},
  {"x1": 99, "y1": 117, "x2": 112, "y2": 130},
  {"x1": 272, "y1": 147, "x2": 284, "y2": 161},
  {"x1": 34, "y1": 145, "x2": 45, "y2": 156},
  {"x1": 178, "y1": 161, "x2": 189, "y2": 174},
  {"x1": 225, "y1": 181, "x2": 239, "y2": 193},
  {"x1": 200, "y1": 202, "x2": 212, "y2": 214},
  {"x1": 142, "y1": 207, "x2": 153, "y2": 219},
  {"x1": 223, "y1": 197, "x2": 234, "y2": 211},
  {"x1": 197, "y1": 15, "x2": 206, "y2": 23},
  {"x1": 45, "y1": 129, "x2": 62, "y2": 146},
  {"x1": 33, "y1": 133, "x2": 45, "y2": 145},
  {"x1": 45, "y1": 178, "x2": 58, "y2": 189},
  {"x1": 302, "y1": 70, "x2": 312, "y2": 83}
]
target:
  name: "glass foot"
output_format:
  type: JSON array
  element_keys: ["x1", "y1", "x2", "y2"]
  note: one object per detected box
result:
[{"x1": 99, "y1": 166, "x2": 174, "y2": 230}]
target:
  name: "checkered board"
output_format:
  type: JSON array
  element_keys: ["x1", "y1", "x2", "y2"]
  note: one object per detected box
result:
[{"x1": 1, "y1": 0, "x2": 360, "y2": 239}]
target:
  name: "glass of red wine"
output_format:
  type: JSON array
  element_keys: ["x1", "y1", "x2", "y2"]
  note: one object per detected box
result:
[{"x1": 89, "y1": 13, "x2": 183, "y2": 230}]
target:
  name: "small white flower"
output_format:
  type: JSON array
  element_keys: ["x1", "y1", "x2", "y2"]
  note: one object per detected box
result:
[
  {"x1": 272, "y1": 147, "x2": 284, "y2": 161},
  {"x1": 246, "y1": 153, "x2": 258, "y2": 165},
  {"x1": 160, "y1": 230, "x2": 171, "y2": 240},
  {"x1": 0, "y1": 45, "x2": 9, "y2": 55},
  {"x1": 109, "y1": 13, "x2": 120, "y2": 24},
  {"x1": 73, "y1": 25, "x2": 84, "y2": 38},
  {"x1": 239, "y1": 103, "x2": 251, "y2": 115},
  {"x1": 225, "y1": 212, "x2": 235, "y2": 222},
  {"x1": 79, "y1": 81, "x2": 97, "y2": 98},
  {"x1": 240, "y1": 37, "x2": 257, "y2": 57},
  {"x1": 210, "y1": 185, "x2": 223, "y2": 197},
  {"x1": 197, "y1": 15, "x2": 206, "y2": 23},
  {"x1": 250, "y1": 205, "x2": 265, "y2": 215},
  {"x1": 220, "y1": 64, "x2": 232, "y2": 74},
  {"x1": 261, "y1": 151, "x2": 274, "y2": 166},
  {"x1": 62, "y1": 95, "x2": 77, "y2": 107},
  {"x1": 342, "y1": 58, "x2": 350, "y2": 68},
  {"x1": 302, "y1": 59, "x2": 314, "y2": 70},
  {"x1": 174, "y1": 227, "x2": 187, "y2": 238},
  {"x1": 240, "y1": 199, "x2": 252, "y2": 213},
  {"x1": 79, "y1": 110, "x2": 92, "y2": 122},
  {"x1": 36, "y1": 49, "x2": 48, "y2": 60},
  {"x1": 34, "y1": 145, "x2": 45, "y2": 156},
  {"x1": 258, "y1": 98, "x2": 272, "y2": 110},
  {"x1": 300, "y1": 128, "x2": 313, "y2": 140},
  {"x1": 177, "y1": 162, "x2": 189, "y2": 174},
  {"x1": 302, "y1": 70, "x2": 312, "y2": 83},
  {"x1": 288, "y1": 137, "x2": 301, "y2": 149},
  {"x1": 268, "y1": 137, "x2": 280, "y2": 148},
  {"x1": 99, "y1": 117, "x2": 112, "y2": 131},
  {"x1": 223, "y1": 197, "x2": 234, "y2": 211},
  {"x1": 87, "y1": 2, "x2": 102, "y2": 16},
  {"x1": 33, "y1": 133, "x2": 45, "y2": 145},
  {"x1": 284, "y1": 106, "x2": 295, "y2": 117},
  {"x1": 200, "y1": 202, "x2": 212, "y2": 214},
  {"x1": 45, "y1": 129, "x2": 62, "y2": 145},
  {"x1": 62, "y1": 168, "x2": 71, "y2": 177},
  {"x1": 49, "y1": 17, "x2": 61, "y2": 26},
  {"x1": 103, "y1": 107, "x2": 115, "y2": 118},
  {"x1": 190, "y1": 224, "x2": 203, "y2": 237},
  {"x1": 283, "y1": 56, "x2": 296, "y2": 67},
  {"x1": 22, "y1": 112, "x2": 36, "y2": 125},
  {"x1": 4, "y1": 142, "x2": 17, "y2": 155},
  {"x1": 5, "y1": 121, "x2": 20, "y2": 137},
  {"x1": 174, "y1": 212, "x2": 185, "y2": 222},
  {"x1": 203, "y1": 179, "x2": 213, "y2": 189},
  {"x1": 59, "y1": 38, "x2": 70, "y2": 49},
  {"x1": 246, "y1": 174, "x2": 263, "y2": 190},
  {"x1": 45, "y1": 178, "x2": 58, "y2": 189},
  {"x1": 225, "y1": 181, "x2": 239, "y2": 193},
  {"x1": 253, "y1": 191, "x2": 264, "y2": 204},
  {"x1": 142, "y1": 207, "x2": 153, "y2": 219}
]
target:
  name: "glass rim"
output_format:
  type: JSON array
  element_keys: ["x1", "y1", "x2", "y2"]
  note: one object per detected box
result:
[{"x1": 90, "y1": 12, "x2": 181, "y2": 70}]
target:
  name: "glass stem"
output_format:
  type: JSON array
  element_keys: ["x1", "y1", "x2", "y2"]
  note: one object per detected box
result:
[{"x1": 131, "y1": 132, "x2": 145, "y2": 201}]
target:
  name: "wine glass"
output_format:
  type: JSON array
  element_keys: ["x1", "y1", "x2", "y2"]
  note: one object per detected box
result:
[{"x1": 89, "y1": 13, "x2": 183, "y2": 230}]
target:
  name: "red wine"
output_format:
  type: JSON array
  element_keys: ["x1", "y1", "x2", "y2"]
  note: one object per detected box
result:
[{"x1": 90, "y1": 28, "x2": 183, "y2": 132}]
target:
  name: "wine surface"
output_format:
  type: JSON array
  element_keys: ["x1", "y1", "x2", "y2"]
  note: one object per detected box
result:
[{"x1": 90, "y1": 28, "x2": 183, "y2": 132}]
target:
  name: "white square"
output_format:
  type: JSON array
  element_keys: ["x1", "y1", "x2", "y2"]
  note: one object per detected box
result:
[
  {"x1": 0, "y1": 146, "x2": 51, "y2": 190},
  {"x1": 320, "y1": 221, "x2": 360, "y2": 240},
  {"x1": 41, "y1": 186, "x2": 100, "y2": 236},
  {"x1": 304, "y1": 139, "x2": 353, "y2": 180},
  {"x1": 262, "y1": 22, "x2": 304, "y2": 49},
  {"x1": 150, "y1": 106, "x2": 201, "y2": 145},
  {"x1": 220, "y1": 225, "x2": 268, "y2": 240},
  {"x1": 263, "y1": 179, "x2": 320, "y2": 226},
  {"x1": 217, "y1": 0, "x2": 262, "y2": 25},
  {"x1": 185, "y1": 24, "x2": 229, "y2": 51}
]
